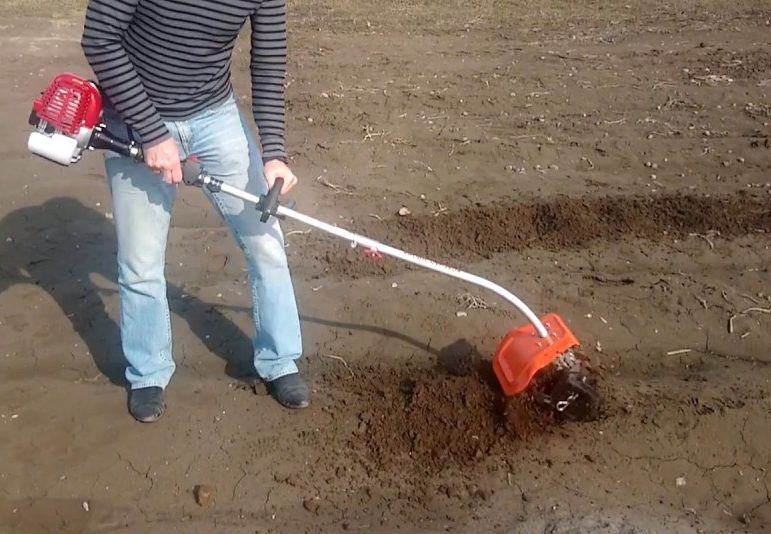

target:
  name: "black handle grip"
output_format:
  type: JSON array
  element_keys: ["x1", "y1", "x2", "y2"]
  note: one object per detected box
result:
[
  {"x1": 260, "y1": 177, "x2": 284, "y2": 222},
  {"x1": 90, "y1": 129, "x2": 142, "y2": 161},
  {"x1": 181, "y1": 158, "x2": 205, "y2": 187}
]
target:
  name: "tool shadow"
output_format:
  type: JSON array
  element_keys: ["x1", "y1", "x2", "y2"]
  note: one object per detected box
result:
[{"x1": 298, "y1": 315, "x2": 492, "y2": 379}]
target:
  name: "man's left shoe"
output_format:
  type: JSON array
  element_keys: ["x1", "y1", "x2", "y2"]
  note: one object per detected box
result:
[
  {"x1": 267, "y1": 373, "x2": 310, "y2": 409},
  {"x1": 128, "y1": 386, "x2": 165, "y2": 423}
]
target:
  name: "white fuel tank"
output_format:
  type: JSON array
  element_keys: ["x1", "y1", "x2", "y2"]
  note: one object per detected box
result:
[{"x1": 28, "y1": 131, "x2": 80, "y2": 166}]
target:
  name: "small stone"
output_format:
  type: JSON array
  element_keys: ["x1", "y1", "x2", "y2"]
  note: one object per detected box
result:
[
  {"x1": 303, "y1": 496, "x2": 321, "y2": 514},
  {"x1": 194, "y1": 484, "x2": 214, "y2": 507},
  {"x1": 651, "y1": 162, "x2": 658, "y2": 170},
  {"x1": 722, "y1": 161, "x2": 730, "y2": 167},
  {"x1": 737, "y1": 157, "x2": 745, "y2": 163},
  {"x1": 397, "y1": 207, "x2": 411, "y2": 216},
  {"x1": 456, "y1": 311, "x2": 467, "y2": 318},
  {"x1": 548, "y1": 164, "x2": 559, "y2": 170},
  {"x1": 676, "y1": 476, "x2": 686, "y2": 487},
  {"x1": 391, "y1": 282, "x2": 398, "y2": 288},
  {"x1": 82, "y1": 501, "x2": 90, "y2": 512},
  {"x1": 474, "y1": 488, "x2": 490, "y2": 500},
  {"x1": 650, "y1": 174, "x2": 657, "y2": 180}
]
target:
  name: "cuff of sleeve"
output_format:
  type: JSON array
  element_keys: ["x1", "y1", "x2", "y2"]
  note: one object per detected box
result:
[
  {"x1": 132, "y1": 112, "x2": 172, "y2": 149},
  {"x1": 261, "y1": 141, "x2": 287, "y2": 164},
  {"x1": 140, "y1": 129, "x2": 172, "y2": 149},
  {"x1": 262, "y1": 153, "x2": 288, "y2": 164}
]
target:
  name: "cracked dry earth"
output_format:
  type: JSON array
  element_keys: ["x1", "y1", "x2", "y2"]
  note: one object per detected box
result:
[{"x1": 0, "y1": 1, "x2": 770, "y2": 533}]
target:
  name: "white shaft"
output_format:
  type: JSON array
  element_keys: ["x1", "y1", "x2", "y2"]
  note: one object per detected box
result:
[{"x1": 213, "y1": 180, "x2": 549, "y2": 338}]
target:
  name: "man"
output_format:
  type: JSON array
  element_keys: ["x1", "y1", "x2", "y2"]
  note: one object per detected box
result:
[{"x1": 80, "y1": 0, "x2": 309, "y2": 422}]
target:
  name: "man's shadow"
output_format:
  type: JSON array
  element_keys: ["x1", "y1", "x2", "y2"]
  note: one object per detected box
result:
[
  {"x1": 0, "y1": 196, "x2": 483, "y2": 388},
  {"x1": 0, "y1": 196, "x2": 256, "y2": 386}
]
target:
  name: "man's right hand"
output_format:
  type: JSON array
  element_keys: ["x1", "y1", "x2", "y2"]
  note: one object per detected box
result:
[{"x1": 143, "y1": 138, "x2": 182, "y2": 184}]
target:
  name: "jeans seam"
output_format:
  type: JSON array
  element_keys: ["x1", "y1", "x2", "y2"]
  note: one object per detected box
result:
[
  {"x1": 163, "y1": 286, "x2": 172, "y2": 362},
  {"x1": 176, "y1": 121, "x2": 192, "y2": 153}
]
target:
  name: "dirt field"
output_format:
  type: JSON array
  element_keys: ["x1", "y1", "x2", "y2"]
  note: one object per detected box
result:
[{"x1": 0, "y1": 1, "x2": 770, "y2": 532}]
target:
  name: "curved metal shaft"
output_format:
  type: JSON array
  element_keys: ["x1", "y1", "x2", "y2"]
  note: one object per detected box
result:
[{"x1": 205, "y1": 177, "x2": 550, "y2": 338}]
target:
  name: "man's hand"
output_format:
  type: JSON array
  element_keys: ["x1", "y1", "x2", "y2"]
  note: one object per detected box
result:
[
  {"x1": 144, "y1": 138, "x2": 182, "y2": 184},
  {"x1": 264, "y1": 159, "x2": 298, "y2": 195}
]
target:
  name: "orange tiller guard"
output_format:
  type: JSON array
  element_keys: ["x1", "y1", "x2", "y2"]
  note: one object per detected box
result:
[{"x1": 492, "y1": 313, "x2": 579, "y2": 396}]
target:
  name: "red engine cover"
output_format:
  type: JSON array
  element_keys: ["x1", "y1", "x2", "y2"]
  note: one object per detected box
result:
[{"x1": 32, "y1": 73, "x2": 103, "y2": 136}]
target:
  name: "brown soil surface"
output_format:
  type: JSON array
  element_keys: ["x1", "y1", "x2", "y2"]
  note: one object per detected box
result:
[
  {"x1": 350, "y1": 362, "x2": 552, "y2": 472},
  {"x1": 1, "y1": 1, "x2": 770, "y2": 533},
  {"x1": 296, "y1": 192, "x2": 771, "y2": 278}
]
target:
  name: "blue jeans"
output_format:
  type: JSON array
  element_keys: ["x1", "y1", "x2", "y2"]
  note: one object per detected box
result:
[{"x1": 102, "y1": 93, "x2": 303, "y2": 390}]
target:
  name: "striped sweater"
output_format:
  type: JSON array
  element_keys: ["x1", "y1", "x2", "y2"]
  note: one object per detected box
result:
[{"x1": 80, "y1": 0, "x2": 288, "y2": 162}]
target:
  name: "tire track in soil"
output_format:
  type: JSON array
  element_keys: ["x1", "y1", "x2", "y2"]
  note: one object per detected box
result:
[{"x1": 288, "y1": 191, "x2": 771, "y2": 279}]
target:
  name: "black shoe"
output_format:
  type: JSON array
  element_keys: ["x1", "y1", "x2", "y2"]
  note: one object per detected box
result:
[
  {"x1": 129, "y1": 386, "x2": 165, "y2": 423},
  {"x1": 267, "y1": 373, "x2": 310, "y2": 409}
]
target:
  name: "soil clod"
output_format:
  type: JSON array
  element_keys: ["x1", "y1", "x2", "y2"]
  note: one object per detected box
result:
[
  {"x1": 193, "y1": 484, "x2": 214, "y2": 507},
  {"x1": 302, "y1": 496, "x2": 322, "y2": 514}
]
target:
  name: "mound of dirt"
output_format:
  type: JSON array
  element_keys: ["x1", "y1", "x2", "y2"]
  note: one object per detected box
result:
[
  {"x1": 346, "y1": 354, "x2": 596, "y2": 474},
  {"x1": 297, "y1": 192, "x2": 771, "y2": 278}
]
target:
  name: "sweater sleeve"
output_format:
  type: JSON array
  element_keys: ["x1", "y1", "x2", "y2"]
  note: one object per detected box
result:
[
  {"x1": 250, "y1": 0, "x2": 288, "y2": 163},
  {"x1": 80, "y1": 0, "x2": 171, "y2": 147}
]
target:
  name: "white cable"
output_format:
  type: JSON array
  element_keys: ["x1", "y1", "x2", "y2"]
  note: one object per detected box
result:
[{"x1": 210, "y1": 179, "x2": 550, "y2": 338}]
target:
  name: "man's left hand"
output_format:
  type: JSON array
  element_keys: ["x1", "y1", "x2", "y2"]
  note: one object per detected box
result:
[{"x1": 264, "y1": 159, "x2": 298, "y2": 195}]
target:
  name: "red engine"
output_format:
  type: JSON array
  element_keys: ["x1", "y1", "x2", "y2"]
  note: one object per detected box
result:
[
  {"x1": 27, "y1": 73, "x2": 111, "y2": 166},
  {"x1": 31, "y1": 73, "x2": 103, "y2": 135}
]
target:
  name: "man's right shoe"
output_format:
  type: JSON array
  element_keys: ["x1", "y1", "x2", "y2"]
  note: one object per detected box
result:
[
  {"x1": 267, "y1": 373, "x2": 310, "y2": 409},
  {"x1": 129, "y1": 386, "x2": 165, "y2": 423}
]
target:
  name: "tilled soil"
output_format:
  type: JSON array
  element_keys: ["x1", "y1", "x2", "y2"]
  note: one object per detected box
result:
[
  {"x1": 350, "y1": 362, "x2": 552, "y2": 473},
  {"x1": 293, "y1": 191, "x2": 771, "y2": 278}
]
